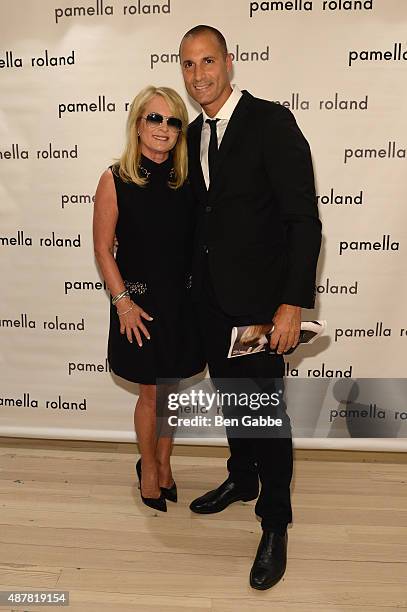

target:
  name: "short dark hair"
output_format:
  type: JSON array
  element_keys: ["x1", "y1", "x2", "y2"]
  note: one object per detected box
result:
[{"x1": 180, "y1": 25, "x2": 228, "y2": 56}]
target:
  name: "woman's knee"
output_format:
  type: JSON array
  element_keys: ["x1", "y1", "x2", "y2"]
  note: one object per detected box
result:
[{"x1": 137, "y1": 384, "x2": 157, "y2": 411}]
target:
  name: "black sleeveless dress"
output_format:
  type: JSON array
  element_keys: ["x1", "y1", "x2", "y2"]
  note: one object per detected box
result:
[{"x1": 107, "y1": 154, "x2": 206, "y2": 384}]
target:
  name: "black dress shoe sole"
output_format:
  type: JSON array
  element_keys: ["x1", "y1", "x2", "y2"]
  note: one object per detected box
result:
[
  {"x1": 249, "y1": 569, "x2": 286, "y2": 590},
  {"x1": 190, "y1": 493, "x2": 258, "y2": 514}
]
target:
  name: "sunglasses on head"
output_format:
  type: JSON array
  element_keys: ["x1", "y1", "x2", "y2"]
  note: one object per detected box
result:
[{"x1": 142, "y1": 112, "x2": 183, "y2": 131}]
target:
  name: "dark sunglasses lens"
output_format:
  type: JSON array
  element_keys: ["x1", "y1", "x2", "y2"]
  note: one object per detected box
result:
[
  {"x1": 146, "y1": 113, "x2": 163, "y2": 125},
  {"x1": 167, "y1": 117, "x2": 182, "y2": 130}
]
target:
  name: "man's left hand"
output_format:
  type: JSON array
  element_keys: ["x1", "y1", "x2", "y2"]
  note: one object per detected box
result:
[{"x1": 269, "y1": 304, "x2": 301, "y2": 354}]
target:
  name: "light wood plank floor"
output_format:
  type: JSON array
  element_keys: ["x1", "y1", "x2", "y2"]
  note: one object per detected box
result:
[{"x1": 0, "y1": 438, "x2": 406, "y2": 612}]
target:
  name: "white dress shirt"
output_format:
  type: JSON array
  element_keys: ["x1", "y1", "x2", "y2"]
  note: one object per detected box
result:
[{"x1": 200, "y1": 84, "x2": 243, "y2": 189}]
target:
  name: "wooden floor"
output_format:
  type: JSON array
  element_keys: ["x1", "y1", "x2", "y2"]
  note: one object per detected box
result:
[{"x1": 0, "y1": 438, "x2": 406, "y2": 612}]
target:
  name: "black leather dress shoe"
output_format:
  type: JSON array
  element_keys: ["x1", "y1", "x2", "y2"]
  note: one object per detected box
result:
[
  {"x1": 250, "y1": 530, "x2": 288, "y2": 590},
  {"x1": 189, "y1": 478, "x2": 258, "y2": 514}
]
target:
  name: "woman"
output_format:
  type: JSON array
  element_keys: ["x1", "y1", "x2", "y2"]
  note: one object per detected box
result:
[{"x1": 93, "y1": 86, "x2": 205, "y2": 512}]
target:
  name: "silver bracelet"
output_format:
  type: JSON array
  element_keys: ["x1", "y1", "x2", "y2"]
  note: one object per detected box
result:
[{"x1": 112, "y1": 289, "x2": 129, "y2": 305}]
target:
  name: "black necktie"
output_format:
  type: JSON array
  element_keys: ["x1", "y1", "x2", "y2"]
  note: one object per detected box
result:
[{"x1": 206, "y1": 118, "x2": 219, "y2": 185}]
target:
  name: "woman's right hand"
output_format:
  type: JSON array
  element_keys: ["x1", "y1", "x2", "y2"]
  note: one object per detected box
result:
[{"x1": 116, "y1": 298, "x2": 153, "y2": 347}]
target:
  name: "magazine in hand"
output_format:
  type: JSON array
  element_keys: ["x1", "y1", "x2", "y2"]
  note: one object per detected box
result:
[{"x1": 227, "y1": 320, "x2": 327, "y2": 358}]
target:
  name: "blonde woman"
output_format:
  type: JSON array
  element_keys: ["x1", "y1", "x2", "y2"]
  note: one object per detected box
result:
[{"x1": 93, "y1": 86, "x2": 205, "y2": 512}]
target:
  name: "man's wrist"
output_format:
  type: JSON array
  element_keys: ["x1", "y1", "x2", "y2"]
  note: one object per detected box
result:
[{"x1": 279, "y1": 303, "x2": 301, "y2": 311}]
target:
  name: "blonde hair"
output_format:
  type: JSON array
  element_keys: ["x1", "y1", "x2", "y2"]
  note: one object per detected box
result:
[
  {"x1": 112, "y1": 86, "x2": 188, "y2": 189},
  {"x1": 240, "y1": 325, "x2": 271, "y2": 345}
]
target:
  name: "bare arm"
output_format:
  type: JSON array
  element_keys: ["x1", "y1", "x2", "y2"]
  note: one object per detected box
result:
[
  {"x1": 93, "y1": 168, "x2": 152, "y2": 346},
  {"x1": 93, "y1": 168, "x2": 124, "y2": 296}
]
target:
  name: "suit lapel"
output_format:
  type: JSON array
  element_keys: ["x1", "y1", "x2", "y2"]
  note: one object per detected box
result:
[
  {"x1": 188, "y1": 115, "x2": 207, "y2": 202},
  {"x1": 208, "y1": 91, "x2": 252, "y2": 197}
]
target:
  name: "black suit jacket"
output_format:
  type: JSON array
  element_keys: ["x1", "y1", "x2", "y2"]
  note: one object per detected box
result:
[{"x1": 187, "y1": 89, "x2": 322, "y2": 318}]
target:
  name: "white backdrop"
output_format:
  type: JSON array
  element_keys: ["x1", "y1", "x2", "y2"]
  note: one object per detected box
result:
[{"x1": 1, "y1": 0, "x2": 406, "y2": 450}]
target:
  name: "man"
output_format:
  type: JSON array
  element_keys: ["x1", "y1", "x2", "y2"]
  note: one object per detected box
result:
[{"x1": 179, "y1": 25, "x2": 322, "y2": 590}]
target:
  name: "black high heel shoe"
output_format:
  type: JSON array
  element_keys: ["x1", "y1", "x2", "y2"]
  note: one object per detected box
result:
[
  {"x1": 135, "y1": 458, "x2": 167, "y2": 512},
  {"x1": 160, "y1": 480, "x2": 178, "y2": 503}
]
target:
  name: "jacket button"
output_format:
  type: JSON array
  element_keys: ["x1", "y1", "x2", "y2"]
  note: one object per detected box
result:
[{"x1": 205, "y1": 205, "x2": 212, "y2": 212}]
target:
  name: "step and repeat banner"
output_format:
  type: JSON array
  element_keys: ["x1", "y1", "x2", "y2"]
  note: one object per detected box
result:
[{"x1": 1, "y1": 0, "x2": 406, "y2": 450}]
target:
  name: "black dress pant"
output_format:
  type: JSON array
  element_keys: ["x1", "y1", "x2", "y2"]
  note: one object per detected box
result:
[{"x1": 196, "y1": 254, "x2": 293, "y2": 532}]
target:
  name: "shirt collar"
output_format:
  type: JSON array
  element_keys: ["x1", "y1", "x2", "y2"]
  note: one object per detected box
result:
[{"x1": 202, "y1": 84, "x2": 242, "y2": 123}]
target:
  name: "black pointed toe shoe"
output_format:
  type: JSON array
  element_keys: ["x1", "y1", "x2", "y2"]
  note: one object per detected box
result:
[
  {"x1": 189, "y1": 477, "x2": 259, "y2": 514},
  {"x1": 160, "y1": 480, "x2": 178, "y2": 502},
  {"x1": 135, "y1": 458, "x2": 167, "y2": 512},
  {"x1": 249, "y1": 529, "x2": 288, "y2": 590}
]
